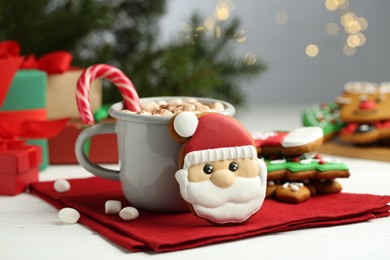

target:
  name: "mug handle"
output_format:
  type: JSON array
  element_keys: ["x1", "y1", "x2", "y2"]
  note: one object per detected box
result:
[{"x1": 75, "y1": 123, "x2": 120, "y2": 180}]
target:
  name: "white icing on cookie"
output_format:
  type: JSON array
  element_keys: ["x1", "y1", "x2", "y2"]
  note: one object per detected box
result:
[
  {"x1": 282, "y1": 182, "x2": 304, "y2": 192},
  {"x1": 173, "y1": 112, "x2": 199, "y2": 138},
  {"x1": 336, "y1": 96, "x2": 352, "y2": 104},
  {"x1": 299, "y1": 158, "x2": 312, "y2": 164},
  {"x1": 252, "y1": 131, "x2": 277, "y2": 140},
  {"x1": 379, "y1": 82, "x2": 390, "y2": 94},
  {"x1": 177, "y1": 174, "x2": 264, "y2": 224},
  {"x1": 270, "y1": 159, "x2": 286, "y2": 164},
  {"x1": 189, "y1": 178, "x2": 262, "y2": 223},
  {"x1": 281, "y1": 127, "x2": 323, "y2": 147},
  {"x1": 345, "y1": 82, "x2": 378, "y2": 94},
  {"x1": 322, "y1": 157, "x2": 342, "y2": 164}
]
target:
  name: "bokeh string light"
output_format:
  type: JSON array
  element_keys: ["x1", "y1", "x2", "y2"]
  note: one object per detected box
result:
[
  {"x1": 213, "y1": 0, "x2": 259, "y2": 64},
  {"x1": 181, "y1": 0, "x2": 258, "y2": 66},
  {"x1": 325, "y1": 0, "x2": 368, "y2": 56},
  {"x1": 186, "y1": 1, "x2": 366, "y2": 60},
  {"x1": 272, "y1": 1, "x2": 368, "y2": 58},
  {"x1": 306, "y1": 44, "x2": 319, "y2": 57},
  {"x1": 214, "y1": 1, "x2": 231, "y2": 21},
  {"x1": 275, "y1": 11, "x2": 289, "y2": 25}
]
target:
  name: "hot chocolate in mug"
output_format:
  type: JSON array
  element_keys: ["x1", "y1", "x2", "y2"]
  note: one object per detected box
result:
[{"x1": 75, "y1": 96, "x2": 235, "y2": 212}]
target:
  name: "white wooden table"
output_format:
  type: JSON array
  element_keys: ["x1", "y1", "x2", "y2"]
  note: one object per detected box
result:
[{"x1": 1, "y1": 105, "x2": 389, "y2": 260}]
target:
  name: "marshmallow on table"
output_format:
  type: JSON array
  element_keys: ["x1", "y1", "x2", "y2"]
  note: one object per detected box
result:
[
  {"x1": 105, "y1": 200, "x2": 122, "y2": 215},
  {"x1": 58, "y1": 208, "x2": 80, "y2": 224},
  {"x1": 119, "y1": 207, "x2": 139, "y2": 221},
  {"x1": 53, "y1": 179, "x2": 71, "y2": 193}
]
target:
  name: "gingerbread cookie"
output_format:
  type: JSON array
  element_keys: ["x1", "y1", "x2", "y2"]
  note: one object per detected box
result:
[
  {"x1": 302, "y1": 102, "x2": 344, "y2": 140},
  {"x1": 253, "y1": 127, "x2": 324, "y2": 156},
  {"x1": 263, "y1": 153, "x2": 350, "y2": 203},
  {"x1": 304, "y1": 82, "x2": 390, "y2": 145},
  {"x1": 274, "y1": 182, "x2": 311, "y2": 204},
  {"x1": 313, "y1": 179, "x2": 343, "y2": 194},
  {"x1": 169, "y1": 112, "x2": 267, "y2": 225},
  {"x1": 265, "y1": 153, "x2": 350, "y2": 181},
  {"x1": 336, "y1": 82, "x2": 390, "y2": 144}
]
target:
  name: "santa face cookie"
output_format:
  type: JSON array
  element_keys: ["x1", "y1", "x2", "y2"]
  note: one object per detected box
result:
[{"x1": 169, "y1": 112, "x2": 267, "y2": 225}]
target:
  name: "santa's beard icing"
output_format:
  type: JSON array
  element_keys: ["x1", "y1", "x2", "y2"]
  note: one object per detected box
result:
[{"x1": 176, "y1": 170, "x2": 265, "y2": 224}]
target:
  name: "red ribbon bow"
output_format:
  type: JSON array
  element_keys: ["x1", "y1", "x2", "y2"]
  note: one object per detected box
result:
[
  {"x1": 0, "y1": 40, "x2": 72, "y2": 74},
  {"x1": 0, "y1": 40, "x2": 71, "y2": 152},
  {"x1": 21, "y1": 51, "x2": 72, "y2": 74},
  {"x1": 0, "y1": 40, "x2": 21, "y2": 58},
  {"x1": 0, "y1": 139, "x2": 26, "y2": 151},
  {"x1": 0, "y1": 118, "x2": 70, "y2": 151}
]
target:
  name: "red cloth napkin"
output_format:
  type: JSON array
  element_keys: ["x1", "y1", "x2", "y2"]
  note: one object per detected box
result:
[{"x1": 29, "y1": 177, "x2": 390, "y2": 253}]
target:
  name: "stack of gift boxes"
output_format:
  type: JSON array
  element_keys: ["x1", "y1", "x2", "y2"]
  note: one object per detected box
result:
[{"x1": 0, "y1": 41, "x2": 118, "y2": 195}]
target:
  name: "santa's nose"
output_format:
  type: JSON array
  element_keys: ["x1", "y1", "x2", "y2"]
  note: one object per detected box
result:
[
  {"x1": 359, "y1": 100, "x2": 376, "y2": 110},
  {"x1": 210, "y1": 169, "x2": 236, "y2": 188}
]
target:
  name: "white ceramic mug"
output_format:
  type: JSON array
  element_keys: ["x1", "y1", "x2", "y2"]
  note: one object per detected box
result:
[{"x1": 75, "y1": 96, "x2": 235, "y2": 212}]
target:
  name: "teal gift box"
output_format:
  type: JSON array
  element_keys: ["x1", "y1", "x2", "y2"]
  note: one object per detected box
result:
[{"x1": 0, "y1": 70, "x2": 49, "y2": 170}]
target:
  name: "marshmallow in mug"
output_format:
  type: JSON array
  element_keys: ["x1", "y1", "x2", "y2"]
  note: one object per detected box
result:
[{"x1": 122, "y1": 98, "x2": 225, "y2": 116}]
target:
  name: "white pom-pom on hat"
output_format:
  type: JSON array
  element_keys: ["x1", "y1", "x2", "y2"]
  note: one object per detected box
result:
[{"x1": 173, "y1": 112, "x2": 199, "y2": 138}]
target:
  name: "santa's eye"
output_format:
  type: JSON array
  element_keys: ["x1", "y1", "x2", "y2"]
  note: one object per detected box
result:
[
  {"x1": 376, "y1": 95, "x2": 385, "y2": 103},
  {"x1": 229, "y1": 162, "x2": 238, "y2": 172},
  {"x1": 203, "y1": 164, "x2": 213, "y2": 174}
]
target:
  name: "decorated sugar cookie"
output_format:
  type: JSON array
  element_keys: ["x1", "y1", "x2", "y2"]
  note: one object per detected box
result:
[
  {"x1": 252, "y1": 126, "x2": 324, "y2": 156},
  {"x1": 169, "y1": 112, "x2": 267, "y2": 225},
  {"x1": 266, "y1": 153, "x2": 350, "y2": 181},
  {"x1": 254, "y1": 127, "x2": 350, "y2": 204},
  {"x1": 336, "y1": 82, "x2": 390, "y2": 144},
  {"x1": 302, "y1": 102, "x2": 344, "y2": 140},
  {"x1": 303, "y1": 82, "x2": 390, "y2": 144},
  {"x1": 264, "y1": 153, "x2": 350, "y2": 204}
]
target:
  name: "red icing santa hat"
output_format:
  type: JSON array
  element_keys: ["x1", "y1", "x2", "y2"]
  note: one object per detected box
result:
[{"x1": 172, "y1": 112, "x2": 257, "y2": 170}]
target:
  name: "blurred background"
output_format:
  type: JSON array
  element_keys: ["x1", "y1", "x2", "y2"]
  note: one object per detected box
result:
[
  {"x1": 1, "y1": 0, "x2": 390, "y2": 107},
  {"x1": 161, "y1": 0, "x2": 390, "y2": 105},
  {"x1": 1, "y1": 0, "x2": 389, "y2": 173}
]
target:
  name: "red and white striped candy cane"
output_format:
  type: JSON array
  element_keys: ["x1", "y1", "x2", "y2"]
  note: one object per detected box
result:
[{"x1": 76, "y1": 64, "x2": 141, "y2": 125}]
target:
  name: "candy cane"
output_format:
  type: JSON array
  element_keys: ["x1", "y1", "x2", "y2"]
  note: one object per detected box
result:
[{"x1": 76, "y1": 64, "x2": 141, "y2": 125}]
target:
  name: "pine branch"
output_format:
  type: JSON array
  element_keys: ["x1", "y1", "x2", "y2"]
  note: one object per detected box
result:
[{"x1": 0, "y1": 1, "x2": 266, "y2": 107}]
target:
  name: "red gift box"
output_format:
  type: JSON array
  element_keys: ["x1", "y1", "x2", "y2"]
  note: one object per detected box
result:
[
  {"x1": 48, "y1": 119, "x2": 118, "y2": 164},
  {"x1": 0, "y1": 143, "x2": 42, "y2": 195},
  {"x1": 48, "y1": 120, "x2": 83, "y2": 164},
  {"x1": 1, "y1": 40, "x2": 70, "y2": 170},
  {"x1": 88, "y1": 119, "x2": 118, "y2": 164}
]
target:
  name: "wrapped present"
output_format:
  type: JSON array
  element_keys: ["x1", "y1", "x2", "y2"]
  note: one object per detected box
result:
[
  {"x1": 0, "y1": 68, "x2": 49, "y2": 170},
  {"x1": 48, "y1": 120, "x2": 89, "y2": 164},
  {"x1": 1, "y1": 69, "x2": 47, "y2": 110},
  {"x1": 88, "y1": 118, "x2": 118, "y2": 164},
  {"x1": 0, "y1": 141, "x2": 41, "y2": 195},
  {"x1": 47, "y1": 70, "x2": 102, "y2": 120},
  {"x1": 49, "y1": 105, "x2": 118, "y2": 164},
  {"x1": 0, "y1": 41, "x2": 72, "y2": 169}
]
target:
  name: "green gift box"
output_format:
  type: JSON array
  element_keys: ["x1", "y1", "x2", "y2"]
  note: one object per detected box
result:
[
  {"x1": 0, "y1": 70, "x2": 49, "y2": 170},
  {"x1": 1, "y1": 70, "x2": 47, "y2": 110}
]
